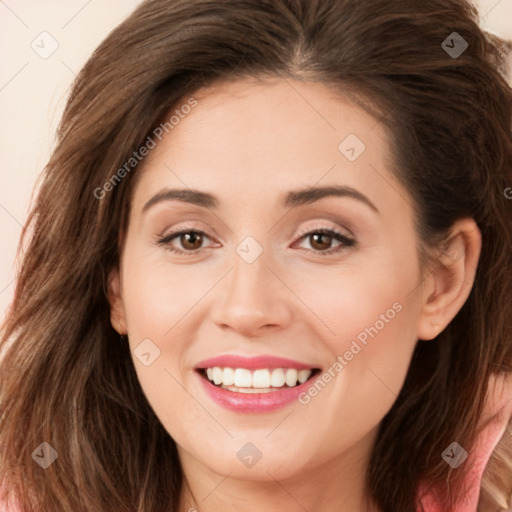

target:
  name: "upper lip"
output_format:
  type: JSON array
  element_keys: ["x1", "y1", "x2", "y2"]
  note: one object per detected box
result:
[{"x1": 195, "y1": 354, "x2": 319, "y2": 370}]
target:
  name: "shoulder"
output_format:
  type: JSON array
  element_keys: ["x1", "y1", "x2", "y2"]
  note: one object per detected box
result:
[
  {"x1": 477, "y1": 372, "x2": 512, "y2": 511},
  {"x1": 417, "y1": 372, "x2": 512, "y2": 512}
]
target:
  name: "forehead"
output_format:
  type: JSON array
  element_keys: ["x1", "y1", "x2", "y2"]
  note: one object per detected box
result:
[{"x1": 132, "y1": 77, "x2": 404, "y2": 215}]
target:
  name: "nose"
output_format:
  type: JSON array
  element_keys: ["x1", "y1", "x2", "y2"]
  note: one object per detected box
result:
[{"x1": 210, "y1": 247, "x2": 293, "y2": 337}]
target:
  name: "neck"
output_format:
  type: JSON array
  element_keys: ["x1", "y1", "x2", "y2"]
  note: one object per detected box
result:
[{"x1": 177, "y1": 427, "x2": 381, "y2": 512}]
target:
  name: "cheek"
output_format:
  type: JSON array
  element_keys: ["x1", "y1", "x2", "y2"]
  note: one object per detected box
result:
[
  {"x1": 288, "y1": 253, "x2": 418, "y2": 353},
  {"x1": 119, "y1": 250, "x2": 219, "y2": 427},
  {"x1": 313, "y1": 292, "x2": 419, "y2": 439},
  {"x1": 339, "y1": 299, "x2": 417, "y2": 394},
  {"x1": 120, "y1": 248, "x2": 212, "y2": 338},
  {"x1": 296, "y1": 299, "x2": 418, "y2": 463},
  {"x1": 293, "y1": 249, "x2": 420, "y2": 411}
]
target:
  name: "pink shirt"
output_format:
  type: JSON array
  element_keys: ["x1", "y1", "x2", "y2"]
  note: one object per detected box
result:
[
  {"x1": 2, "y1": 375, "x2": 511, "y2": 512},
  {"x1": 418, "y1": 373, "x2": 512, "y2": 511}
]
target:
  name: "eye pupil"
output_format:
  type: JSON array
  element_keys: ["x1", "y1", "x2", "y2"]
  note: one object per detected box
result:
[
  {"x1": 310, "y1": 233, "x2": 332, "y2": 250},
  {"x1": 181, "y1": 232, "x2": 203, "y2": 250}
]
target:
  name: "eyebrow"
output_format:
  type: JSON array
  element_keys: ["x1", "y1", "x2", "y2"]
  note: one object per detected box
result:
[
  {"x1": 283, "y1": 185, "x2": 379, "y2": 213},
  {"x1": 142, "y1": 185, "x2": 379, "y2": 214}
]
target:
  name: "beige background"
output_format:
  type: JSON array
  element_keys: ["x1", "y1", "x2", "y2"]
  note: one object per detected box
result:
[{"x1": 1, "y1": 0, "x2": 511, "y2": 324}]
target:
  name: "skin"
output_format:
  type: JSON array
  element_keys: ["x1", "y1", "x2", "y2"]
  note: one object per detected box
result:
[{"x1": 108, "y1": 76, "x2": 481, "y2": 512}]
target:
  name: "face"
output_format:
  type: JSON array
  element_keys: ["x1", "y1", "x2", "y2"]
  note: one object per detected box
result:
[{"x1": 109, "y1": 77, "x2": 428, "y2": 485}]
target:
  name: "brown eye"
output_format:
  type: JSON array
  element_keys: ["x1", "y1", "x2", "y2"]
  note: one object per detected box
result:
[
  {"x1": 295, "y1": 228, "x2": 356, "y2": 256},
  {"x1": 309, "y1": 232, "x2": 334, "y2": 251},
  {"x1": 156, "y1": 229, "x2": 214, "y2": 254},
  {"x1": 179, "y1": 231, "x2": 204, "y2": 251}
]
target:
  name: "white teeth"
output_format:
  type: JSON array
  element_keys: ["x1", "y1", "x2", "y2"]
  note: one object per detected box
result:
[
  {"x1": 233, "y1": 368, "x2": 252, "y2": 387},
  {"x1": 212, "y1": 367, "x2": 223, "y2": 385},
  {"x1": 203, "y1": 367, "x2": 313, "y2": 389},
  {"x1": 271, "y1": 368, "x2": 285, "y2": 387},
  {"x1": 252, "y1": 369, "x2": 271, "y2": 388},
  {"x1": 222, "y1": 367, "x2": 234, "y2": 386},
  {"x1": 285, "y1": 369, "x2": 298, "y2": 386},
  {"x1": 298, "y1": 369, "x2": 311, "y2": 384}
]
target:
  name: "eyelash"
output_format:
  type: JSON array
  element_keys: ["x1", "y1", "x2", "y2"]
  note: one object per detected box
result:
[{"x1": 155, "y1": 226, "x2": 356, "y2": 257}]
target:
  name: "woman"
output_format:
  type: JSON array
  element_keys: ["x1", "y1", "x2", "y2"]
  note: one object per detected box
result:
[{"x1": 1, "y1": 0, "x2": 511, "y2": 510}]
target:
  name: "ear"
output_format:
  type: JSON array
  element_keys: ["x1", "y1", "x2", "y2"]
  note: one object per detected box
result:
[
  {"x1": 416, "y1": 218, "x2": 482, "y2": 341},
  {"x1": 107, "y1": 268, "x2": 128, "y2": 335}
]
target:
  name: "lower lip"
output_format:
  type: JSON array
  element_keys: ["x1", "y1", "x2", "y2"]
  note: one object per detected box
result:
[{"x1": 196, "y1": 370, "x2": 320, "y2": 413}]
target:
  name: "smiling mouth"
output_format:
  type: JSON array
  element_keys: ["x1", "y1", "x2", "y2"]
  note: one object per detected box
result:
[{"x1": 197, "y1": 367, "x2": 321, "y2": 393}]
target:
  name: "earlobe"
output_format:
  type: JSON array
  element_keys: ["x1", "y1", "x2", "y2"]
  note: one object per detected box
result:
[
  {"x1": 416, "y1": 218, "x2": 481, "y2": 341},
  {"x1": 107, "y1": 268, "x2": 128, "y2": 335}
]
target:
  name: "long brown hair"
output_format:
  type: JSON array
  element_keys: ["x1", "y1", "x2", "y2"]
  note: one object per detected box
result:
[{"x1": 1, "y1": 0, "x2": 511, "y2": 510}]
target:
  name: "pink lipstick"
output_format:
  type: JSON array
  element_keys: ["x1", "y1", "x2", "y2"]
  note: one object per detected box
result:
[{"x1": 195, "y1": 354, "x2": 321, "y2": 413}]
